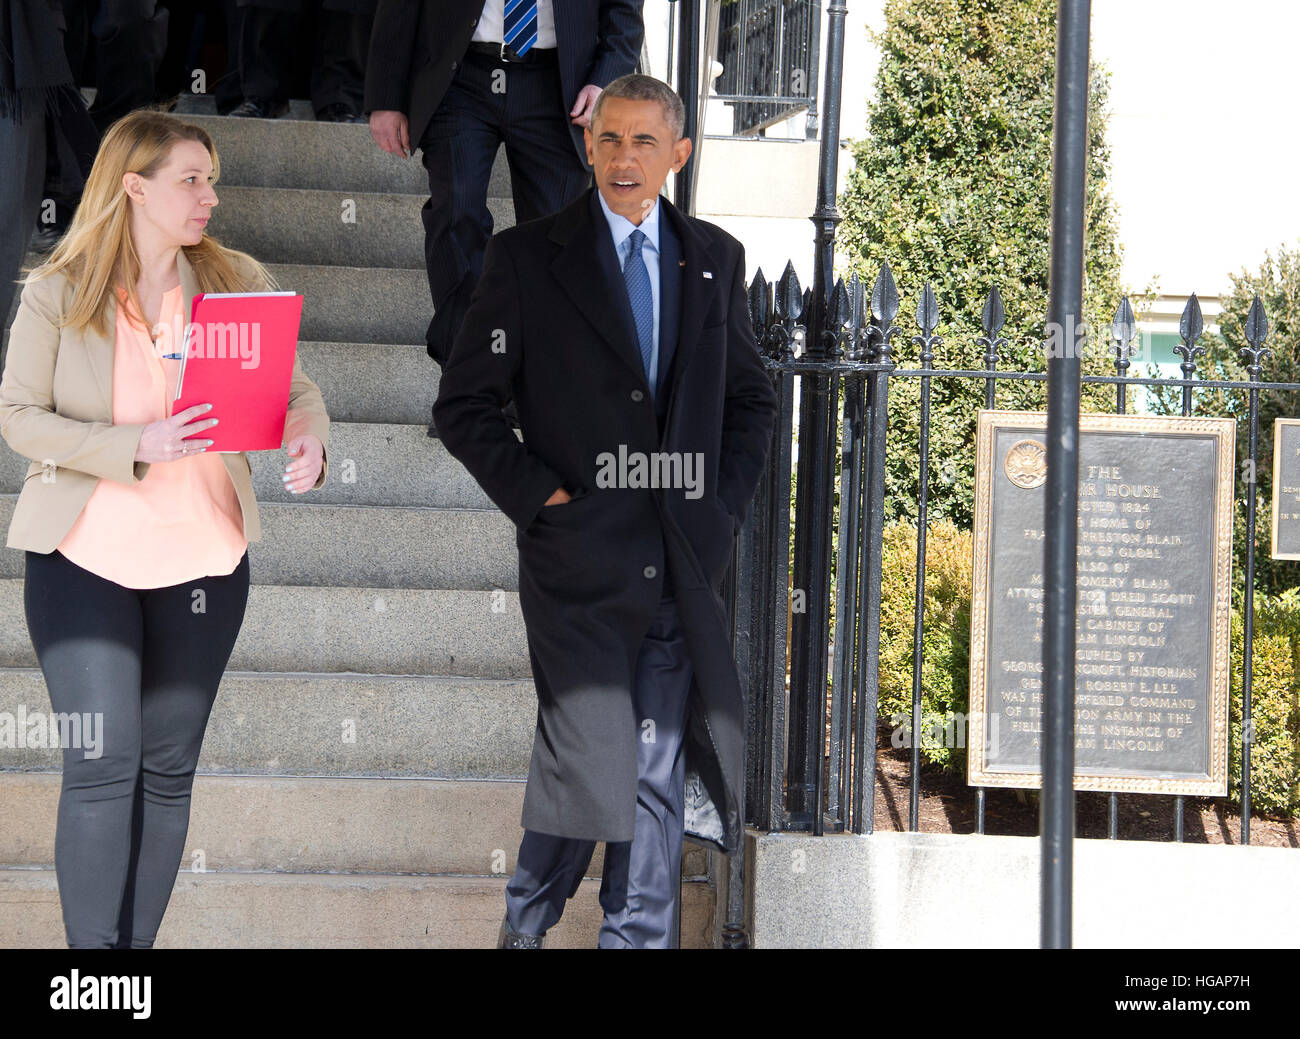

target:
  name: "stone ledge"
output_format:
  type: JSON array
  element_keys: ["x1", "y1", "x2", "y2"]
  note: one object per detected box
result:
[{"x1": 745, "y1": 829, "x2": 1300, "y2": 948}]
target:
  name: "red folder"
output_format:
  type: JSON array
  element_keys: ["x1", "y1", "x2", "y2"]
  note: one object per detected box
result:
[{"x1": 173, "y1": 292, "x2": 303, "y2": 451}]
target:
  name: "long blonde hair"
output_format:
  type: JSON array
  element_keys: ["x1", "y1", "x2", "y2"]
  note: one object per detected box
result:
[{"x1": 24, "y1": 107, "x2": 275, "y2": 336}]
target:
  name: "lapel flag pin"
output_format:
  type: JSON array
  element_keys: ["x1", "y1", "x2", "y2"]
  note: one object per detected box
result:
[{"x1": 703, "y1": 271, "x2": 713, "y2": 279}]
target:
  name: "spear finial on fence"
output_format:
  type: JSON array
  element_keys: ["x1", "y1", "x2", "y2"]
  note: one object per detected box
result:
[
  {"x1": 1174, "y1": 292, "x2": 1205, "y2": 375},
  {"x1": 1174, "y1": 293, "x2": 1206, "y2": 415},
  {"x1": 978, "y1": 286, "x2": 1006, "y2": 368},
  {"x1": 1111, "y1": 295, "x2": 1137, "y2": 375},
  {"x1": 1242, "y1": 293, "x2": 1273, "y2": 376},
  {"x1": 826, "y1": 277, "x2": 852, "y2": 360},
  {"x1": 774, "y1": 260, "x2": 802, "y2": 361},
  {"x1": 911, "y1": 281, "x2": 941, "y2": 368},
  {"x1": 868, "y1": 261, "x2": 900, "y2": 363}
]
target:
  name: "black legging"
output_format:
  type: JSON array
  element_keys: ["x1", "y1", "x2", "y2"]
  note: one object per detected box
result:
[{"x1": 24, "y1": 548, "x2": 250, "y2": 949}]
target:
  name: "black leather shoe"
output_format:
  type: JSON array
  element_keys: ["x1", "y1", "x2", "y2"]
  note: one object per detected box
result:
[
  {"x1": 497, "y1": 916, "x2": 545, "y2": 949},
  {"x1": 229, "y1": 96, "x2": 288, "y2": 119},
  {"x1": 316, "y1": 102, "x2": 363, "y2": 123},
  {"x1": 426, "y1": 418, "x2": 439, "y2": 439}
]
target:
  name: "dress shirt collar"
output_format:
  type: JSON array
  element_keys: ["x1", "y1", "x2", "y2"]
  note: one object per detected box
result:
[{"x1": 596, "y1": 187, "x2": 661, "y2": 256}]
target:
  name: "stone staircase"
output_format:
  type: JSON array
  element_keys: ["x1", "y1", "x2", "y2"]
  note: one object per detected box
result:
[{"x1": 0, "y1": 101, "x2": 715, "y2": 947}]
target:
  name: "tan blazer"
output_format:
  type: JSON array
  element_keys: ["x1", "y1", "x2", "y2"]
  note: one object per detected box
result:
[{"x1": 0, "y1": 248, "x2": 330, "y2": 554}]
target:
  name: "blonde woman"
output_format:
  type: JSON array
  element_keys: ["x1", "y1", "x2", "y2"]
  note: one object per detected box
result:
[{"x1": 0, "y1": 109, "x2": 330, "y2": 948}]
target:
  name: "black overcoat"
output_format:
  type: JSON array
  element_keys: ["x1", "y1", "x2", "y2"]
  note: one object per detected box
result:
[{"x1": 433, "y1": 186, "x2": 777, "y2": 852}]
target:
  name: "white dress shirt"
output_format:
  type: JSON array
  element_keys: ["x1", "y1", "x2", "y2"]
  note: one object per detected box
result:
[{"x1": 472, "y1": 0, "x2": 557, "y2": 49}]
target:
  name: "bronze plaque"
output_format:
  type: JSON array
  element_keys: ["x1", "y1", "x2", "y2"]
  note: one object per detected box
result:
[
  {"x1": 1271, "y1": 418, "x2": 1300, "y2": 560},
  {"x1": 967, "y1": 412, "x2": 1234, "y2": 795}
]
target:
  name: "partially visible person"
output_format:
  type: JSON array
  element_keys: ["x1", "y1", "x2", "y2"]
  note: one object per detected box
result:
[
  {"x1": 84, "y1": 1, "x2": 170, "y2": 130},
  {"x1": 364, "y1": 0, "x2": 643, "y2": 435},
  {"x1": 0, "y1": 0, "x2": 97, "y2": 320},
  {"x1": 0, "y1": 109, "x2": 330, "y2": 948},
  {"x1": 230, "y1": 0, "x2": 375, "y2": 120}
]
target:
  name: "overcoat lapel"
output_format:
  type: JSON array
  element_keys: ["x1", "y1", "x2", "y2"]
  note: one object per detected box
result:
[
  {"x1": 656, "y1": 195, "x2": 718, "y2": 428},
  {"x1": 549, "y1": 190, "x2": 649, "y2": 391},
  {"x1": 548, "y1": 187, "x2": 721, "y2": 408}
]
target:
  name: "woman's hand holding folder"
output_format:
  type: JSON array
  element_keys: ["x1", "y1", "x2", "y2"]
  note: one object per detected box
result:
[{"x1": 135, "y1": 403, "x2": 219, "y2": 463}]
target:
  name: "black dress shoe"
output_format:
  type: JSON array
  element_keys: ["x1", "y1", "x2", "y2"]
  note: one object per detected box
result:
[
  {"x1": 316, "y1": 102, "x2": 363, "y2": 123},
  {"x1": 229, "y1": 96, "x2": 288, "y2": 119},
  {"x1": 497, "y1": 916, "x2": 544, "y2": 949}
]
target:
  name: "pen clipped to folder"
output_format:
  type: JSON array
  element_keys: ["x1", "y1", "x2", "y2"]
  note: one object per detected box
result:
[{"x1": 172, "y1": 291, "x2": 304, "y2": 452}]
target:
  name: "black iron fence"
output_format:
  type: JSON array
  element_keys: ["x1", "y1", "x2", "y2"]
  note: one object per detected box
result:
[
  {"x1": 713, "y1": 0, "x2": 820, "y2": 137},
  {"x1": 726, "y1": 259, "x2": 1294, "y2": 847}
]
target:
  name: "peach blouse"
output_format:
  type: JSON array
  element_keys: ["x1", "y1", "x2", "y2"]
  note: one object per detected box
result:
[{"x1": 56, "y1": 283, "x2": 249, "y2": 588}]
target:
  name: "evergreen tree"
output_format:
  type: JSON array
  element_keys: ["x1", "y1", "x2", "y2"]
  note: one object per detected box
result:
[{"x1": 837, "y1": 0, "x2": 1127, "y2": 528}]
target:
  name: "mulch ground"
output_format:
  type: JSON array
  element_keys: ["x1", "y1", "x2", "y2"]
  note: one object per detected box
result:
[{"x1": 868, "y1": 730, "x2": 1300, "y2": 848}]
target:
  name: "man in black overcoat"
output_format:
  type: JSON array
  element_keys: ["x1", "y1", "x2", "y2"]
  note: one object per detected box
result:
[
  {"x1": 364, "y1": 0, "x2": 643, "y2": 433},
  {"x1": 433, "y1": 73, "x2": 777, "y2": 949}
]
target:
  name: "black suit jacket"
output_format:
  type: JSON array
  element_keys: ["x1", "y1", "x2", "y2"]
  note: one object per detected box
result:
[
  {"x1": 363, "y1": 0, "x2": 644, "y2": 167},
  {"x1": 431, "y1": 185, "x2": 777, "y2": 849}
]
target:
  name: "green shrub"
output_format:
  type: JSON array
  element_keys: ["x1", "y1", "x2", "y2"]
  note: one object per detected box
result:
[
  {"x1": 878, "y1": 517, "x2": 972, "y2": 773},
  {"x1": 1228, "y1": 588, "x2": 1300, "y2": 816}
]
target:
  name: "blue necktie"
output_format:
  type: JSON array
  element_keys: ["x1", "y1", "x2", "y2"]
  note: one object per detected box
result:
[
  {"x1": 622, "y1": 228, "x2": 655, "y2": 393},
  {"x1": 503, "y1": 0, "x2": 538, "y2": 56}
]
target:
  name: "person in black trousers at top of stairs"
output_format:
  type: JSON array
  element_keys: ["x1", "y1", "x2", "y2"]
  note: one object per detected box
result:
[{"x1": 363, "y1": 0, "x2": 644, "y2": 436}]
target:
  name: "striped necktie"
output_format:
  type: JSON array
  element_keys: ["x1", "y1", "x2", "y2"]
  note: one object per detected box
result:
[{"x1": 503, "y1": 0, "x2": 539, "y2": 56}]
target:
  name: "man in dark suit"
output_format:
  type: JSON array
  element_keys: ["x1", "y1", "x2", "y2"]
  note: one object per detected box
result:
[
  {"x1": 433, "y1": 74, "x2": 778, "y2": 948},
  {"x1": 364, "y1": 0, "x2": 643, "y2": 434}
]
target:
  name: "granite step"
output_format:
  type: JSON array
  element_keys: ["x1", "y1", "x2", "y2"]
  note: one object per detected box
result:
[
  {"x1": 3, "y1": 261, "x2": 432, "y2": 345},
  {"x1": 171, "y1": 106, "x2": 515, "y2": 198},
  {"x1": 0, "y1": 498, "x2": 516, "y2": 589},
  {"x1": 265, "y1": 263, "x2": 429, "y2": 344},
  {"x1": 0, "y1": 581, "x2": 530, "y2": 678},
  {"x1": 206, "y1": 185, "x2": 512, "y2": 270},
  {"x1": 0, "y1": 669, "x2": 537, "y2": 778},
  {"x1": 0, "y1": 423, "x2": 497, "y2": 510},
  {"x1": 0, "y1": 869, "x2": 714, "y2": 948},
  {"x1": 0, "y1": 772, "x2": 707, "y2": 878},
  {"x1": 297, "y1": 340, "x2": 437, "y2": 425}
]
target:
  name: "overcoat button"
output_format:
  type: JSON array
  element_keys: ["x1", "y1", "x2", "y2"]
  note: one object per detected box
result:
[
  {"x1": 630, "y1": 389, "x2": 644, "y2": 402},
  {"x1": 643, "y1": 565, "x2": 657, "y2": 579}
]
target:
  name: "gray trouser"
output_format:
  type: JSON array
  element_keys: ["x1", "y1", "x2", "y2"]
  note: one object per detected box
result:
[{"x1": 505, "y1": 594, "x2": 694, "y2": 949}]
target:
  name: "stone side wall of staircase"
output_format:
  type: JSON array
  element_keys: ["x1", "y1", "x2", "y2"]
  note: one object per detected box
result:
[{"x1": 0, "y1": 101, "x2": 716, "y2": 948}]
